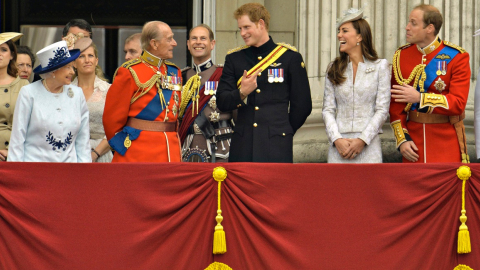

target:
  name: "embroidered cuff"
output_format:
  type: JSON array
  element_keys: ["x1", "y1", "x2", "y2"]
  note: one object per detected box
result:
[
  {"x1": 108, "y1": 126, "x2": 141, "y2": 156},
  {"x1": 419, "y1": 93, "x2": 449, "y2": 110},
  {"x1": 391, "y1": 120, "x2": 409, "y2": 148}
]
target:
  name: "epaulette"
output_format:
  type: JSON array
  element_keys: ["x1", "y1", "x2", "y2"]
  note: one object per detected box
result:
[
  {"x1": 181, "y1": 66, "x2": 191, "y2": 73},
  {"x1": 164, "y1": 60, "x2": 179, "y2": 69},
  {"x1": 396, "y1": 43, "x2": 413, "y2": 51},
  {"x1": 227, "y1": 45, "x2": 249, "y2": 54},
  {"x1": 216, "y1": 64, "x2": 224, "y2": 68},
  {"x1": 443, "y1": 41, "x2": 466, "y2": 53},
  {"x1": 277, "y1": 42, "x2": 297, "y2": 52},
  {"x1": 122, "y1": 58, "x2": 141, "y2": 69}
]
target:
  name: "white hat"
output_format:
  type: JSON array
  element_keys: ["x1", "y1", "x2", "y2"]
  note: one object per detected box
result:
[
  {"x1": 336, "y1": 4, "x2": 367, "y2": 29},
  {"x1": 33, "y1": 40, "x2": 80, "y2": 74}
]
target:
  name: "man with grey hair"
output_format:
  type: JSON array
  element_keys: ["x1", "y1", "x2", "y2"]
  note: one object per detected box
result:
[
  {"x1": 123, "y1": 33, "x2": 142, "y2": 61},
  {"x1": 103, "y1": 21, "x2": 183, "y2": 162}
]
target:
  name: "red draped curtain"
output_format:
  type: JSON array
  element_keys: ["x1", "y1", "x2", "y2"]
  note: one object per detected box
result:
[{"x1": 0, "y1": 162, "x2": 478, "y2": 269}]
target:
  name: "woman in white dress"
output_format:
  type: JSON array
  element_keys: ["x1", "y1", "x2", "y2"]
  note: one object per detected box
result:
[
  {"x1": 71, "y1": 40, "x2": 112, "y2": 162},
  {"x1": 322, "y1": 7, "x2": 390, "y2": 163},
  {"x1": 8, "y1": 40, "x2": 91, "y2": 162}
]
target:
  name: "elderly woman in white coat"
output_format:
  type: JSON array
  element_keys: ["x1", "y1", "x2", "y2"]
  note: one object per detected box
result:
[
  {"x1": 8, "y1": 40, "x2": 91, "y2": 162},
  {"x1": 322, "y1": 7, "x2": 390, "y2": 163}
]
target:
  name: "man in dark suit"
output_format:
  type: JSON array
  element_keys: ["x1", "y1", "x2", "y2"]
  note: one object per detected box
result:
[{"x1": 216, "y1": 3, "x2": 312, "y2": 163}]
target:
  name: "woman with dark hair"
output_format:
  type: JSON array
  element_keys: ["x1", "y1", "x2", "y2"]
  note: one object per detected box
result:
[
  {"x1": 16, "y1": 45, "x2": 35, "y2": 81},
  {"x1": 322, "y1": 7, "x2": 390, "y2": 163},
  {"x1": 8, "y1": 40, "x2": 91, "y2": 162},
  {"x1": 0, "y1": 32, "x2": 29, "y2": 161},
  {"x1": 71, "y1": 39, "x2": 113, "y2": 162}
]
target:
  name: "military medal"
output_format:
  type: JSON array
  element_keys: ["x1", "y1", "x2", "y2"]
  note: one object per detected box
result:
[
  {"x1": 274, "y1": 69, "x2": 279, "y2": 83},
  {"x1": 441, "y1": 61, "x2": 447, "y2": 76},
  {"x1": 174, "y1": 92, "x2": 179, "y2": 104},
  {"x1": 436, "y1": 61, "x2": 442, "y2": 76},
  {"x1": 172, "y1": 104, "x2": 177, "y2": 117},
  {"x1": 124, "y1": 135, "x2": 132, "y2": 149},
  {"x1": 268, "y1": 69, "x2": 274, "y2": 83},
  {"x1": 208, "y1": 95, "x2": 217, "y2": 110},
  {"x1": 434, "y1": 78, "x2": 446, "y2": 93},
  {"x1": 278, "y1": 69, "x2": 284, "y2": 83},
  {"x1": 209, "y1": 111, "x2": 220, "y2": 122},
  {"x1": 67, "y1": 88, "x2": 74, "y2": 98}
]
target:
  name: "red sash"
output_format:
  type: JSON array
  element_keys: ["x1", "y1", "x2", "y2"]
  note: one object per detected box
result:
[{"x1": 178, "y1": 67, "x2": 223, "y2": 143}]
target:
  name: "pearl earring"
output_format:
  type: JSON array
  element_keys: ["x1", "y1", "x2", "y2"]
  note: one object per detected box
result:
[{"x1": 356, "y1": 42, "x2": 360, "y2": 46}]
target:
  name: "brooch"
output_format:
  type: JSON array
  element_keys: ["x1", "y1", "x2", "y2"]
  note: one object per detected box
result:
[
  {"x1": 67, "y1": 88, "x2": 74, "y2": 98},
  {"x1": 365, "y1": 67, "x2": 375, "y2": 73}
]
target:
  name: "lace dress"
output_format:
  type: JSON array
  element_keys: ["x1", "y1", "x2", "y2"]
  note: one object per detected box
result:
[
  {"x1": 72, "y1": 76, "x2": 113, "y2": 162},
  {"x1": 322, "y1": 59, "x2": 391, "y2": 163}
]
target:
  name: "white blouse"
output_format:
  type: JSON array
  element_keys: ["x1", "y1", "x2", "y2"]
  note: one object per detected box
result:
[{"x1": 8, "y1": 80, "x2": 91, "y2": 162}]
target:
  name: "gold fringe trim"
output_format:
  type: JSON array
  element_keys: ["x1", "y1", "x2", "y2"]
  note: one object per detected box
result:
[
  {"x1": 456, "y1": 166, "x2": 472, "y2": 254},
  {"x1": 212, "y1": 167, "x2": 227, "y2": 254},
  {"x1": 179, "y1": 73, "x2": 201, "y2": 118},
  {"x1": 453, "y1": 264, "x2": 473, "y2": 270},
  {"x1": 204, "y1": 262, "x2": 233, "y2": 270}
]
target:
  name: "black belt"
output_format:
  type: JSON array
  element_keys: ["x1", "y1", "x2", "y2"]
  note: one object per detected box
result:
[
  {"x1": 188, "y1": 120, "x2": 231, "y2": 134},
  {"x1": 212, "y1": 120, "x2": 231, "y2": 130}
]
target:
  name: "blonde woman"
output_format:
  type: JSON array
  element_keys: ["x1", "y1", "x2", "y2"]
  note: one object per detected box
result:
[{"x1": 72, "y1": 40, "x2": 112, "y2": 162}]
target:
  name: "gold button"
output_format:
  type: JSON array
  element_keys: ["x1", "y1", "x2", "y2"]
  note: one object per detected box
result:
[
  {"x1": 255, "y1": 106, "x2": 259, "y2": 110},
  {"x1": 258, "y1": 72, "x2": 261, "y2": 76},
  {"x1": 258, "y1": 56, "x2": 262, "y2": 60},
  {"x1": 256, "y1": 89, "x2": 261, "y2": 93},
  {"x1": 253, "y1": 123, "x2": 258, "y2": 127},
  {"x1": 282, "y1": 133, "x2": 286, "y2": 136}
]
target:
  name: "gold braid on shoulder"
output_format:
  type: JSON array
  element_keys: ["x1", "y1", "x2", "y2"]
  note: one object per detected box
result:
[
  {"x1": 128, "y1": 66, "x2": 166, "y2": 109},
  {"x1": 392, "y1": 49, "x2": 427, "y2": 112},
  {"x1": 179, "y1": 74, "x2": 201, "y2": 118}
]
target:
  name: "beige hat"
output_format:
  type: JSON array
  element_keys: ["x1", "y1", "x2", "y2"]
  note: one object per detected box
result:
[
  {"x1": 336, "y1": 5, "x2": 367, "y2": 29},
  {"x1": 73, "y1": 37, "x2": 93, "y2": 52},
  {"x1": 0, "y1": 32, "x2": 23, "y2": 45}
]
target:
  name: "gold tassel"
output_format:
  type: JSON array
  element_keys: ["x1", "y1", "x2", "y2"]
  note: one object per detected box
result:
[
  {"x1": 179, "y1": 74, "x2": 201, "y2": 118},
  {"x1": 212, "y1": 167, "x2": 227, "y2": 254},
  {"x1": 204, "y1": 262, "x2": 233, "y2": 270},
  {"x1": 456, "y1": 166, "x2": 472, "y2": 254},
  {"x1": 453, "y1": 264, "x2": 473, "y2": 270}
]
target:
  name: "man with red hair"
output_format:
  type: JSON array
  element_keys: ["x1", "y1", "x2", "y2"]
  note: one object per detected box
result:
[{"x1": 217, "y1": 3, "x2": 312, "y2": 163}]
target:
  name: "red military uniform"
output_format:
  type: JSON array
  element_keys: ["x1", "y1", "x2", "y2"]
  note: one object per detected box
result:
[
  {"x1": 389, "y1": 37, "x2": 471, "y2": 163},
  {"x1": 103, "y1": 50, "x2": 182, "y2": 162}
]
